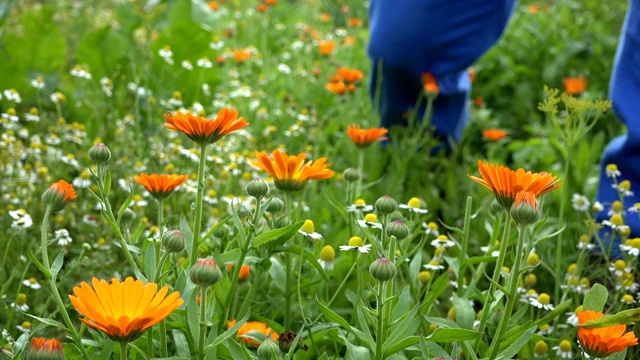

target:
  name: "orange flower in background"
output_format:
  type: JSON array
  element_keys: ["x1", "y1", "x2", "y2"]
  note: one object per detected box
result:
[
  {"x1": 468, "y1": 67, "x2": 476, "y2": 83},
  {"x1": 248, "y1": 150, "x2": 334, "y2": 191},
  {"x1": 421, "y1": 72, "x2": 440, "y2": 95},
  {"x1": 347, "y1": 124, "x2": 388, "y2": 149},
  {"x1": 325, "y1": 81, "x2": 347, "y2": 94},
  {"x1": 227, "y1": 319, "x2": 279, "y2": 346},
  {"x1": 27, "y1": 338, "x2": 64, "y2": 358},
  {"x1": 318, "y1": 40, "x2": 336, "y2": 56},
  {"x1": 257, "y1": 3, "x2": 267, "y2": 12},
  {"x1": 233, "y1": 48, "x2": 251, "y2": 63},
  {"x1": 164, "y1": 108, "x2": 248, "y2": 145},
  {"x1": 528, "y1": 4, "x2": 539, "y2": 13},
  {"x1": 474, "y1": 96, "x2": 484, "y2": 107},
  {"x1": 337, "y1": 67, "x2": 364, "y2": 83},
  {"x1": 469, "y1": 160, "x2": 561, "y2": 209},
  {"x1": 265, "y1": 0, "x2": 277, "y2": 4},
  {"x1": 217, "y1": 55, "x2": 227, "y2": 65},
  {"x1": 482, "y1": 129, "x2": 508, "y2": 141},
  {"x1": 69, "y1": 277, "x2": 183, "y2": 342},
  {"x1": 344, "y1": 36, "x2": 356, "y2": 46},
  {"x1": 319, "y1": 13, "x2": 330, "y2": 23},
  {"x1": 578, "y1": 310, "x2": 638, "y2": 358},
  {"x1": 226, "y1": 264, "x2": 251, "y2": 280},
  {"x1": 134, "y1": 173, "x2": 189, "y2": 200},
  {"x1": 42, "y1": 179, "x2": 76, "y2": 211},
  {"x1": 348, "y1": 17, "x2": 362, "y2": 27},
  {"x1": 563, "y1": 76, "x2": 588, "y2": 95},
  {"x1": 208, "y1": 1, "x2": 219, "y2": 10}
]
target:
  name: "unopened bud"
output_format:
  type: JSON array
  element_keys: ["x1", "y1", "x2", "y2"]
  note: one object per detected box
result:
[
  {"x1": 257, "y1": 335, "x2": 280, "y2": 360},
  {"x1": 369, "y1": 258, "x2": 397, "y2": 282},
  {"x1": 88, "y1": 143, "x2": 111, "y2": 164},
  {"x1": 375, "y1": 195, "x2": 397, "y2": 215},
  {"x1": 162, "y1": 229, "x2": 186, "y2": 253},
  {"x1": 246, "y1": 178, "x2": 269, "y2": 199},
  {"x1": 42, "y1": 180, "x2": 76, "y2": 211},
  {"x1": 190, "y1": 259, "x2": 222, "y2": 288},
  {"x1": 510, "y1": 191, "x2": 540, "y2": 226},
  {"x1": 25, "y1": 338, "x2": 65, "y2": 360},
  {"x1": 343, "y1": 168, "x2": 360, "y2": 182},
  {"x1": 386, "y1": 220, "x2": 409, "y2": 239},
  {"x1": 267, "y1": 197, "x2": 285, "y2": 213}
]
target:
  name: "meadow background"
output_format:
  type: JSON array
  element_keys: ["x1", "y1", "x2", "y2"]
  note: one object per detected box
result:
[{"x1": 0, "y1": 0, "x2": 636, "y2": 359}]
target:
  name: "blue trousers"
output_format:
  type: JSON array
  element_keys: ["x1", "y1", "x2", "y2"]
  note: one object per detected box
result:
[
  {"x1": 596, "y1": 0, "x2": 640, "y2": 254},
  {"x1": 367, "y1": 0, "x2": 516, "y2": 142}
]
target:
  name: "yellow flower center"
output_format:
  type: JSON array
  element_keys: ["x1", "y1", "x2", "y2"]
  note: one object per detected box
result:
[
  {"x1": 355, "y1": 199, "x2": 366, "y2": 206},
  {"x1": 436, "y1": 235, "x2": 448, "y2": 241},
  {"x1": 524, "y1": 273, "x2": 537, "y2": 287},
  {"x1": 418, "y1": 271, "x2": 432, "y2": 283},
  {"x1": 300, "y1": 220, "x2": 315, "y2": 233},
  {"x1": 348, "y1": 236, "x2": 363, "y2": 247},
  {"x1": 428, "y1": 260, "x2": 440, "y2": 267},
  {"x1": 538, "y1": 323, "x2": 550, "y2": 332},
  {"x1": 29, "y1": 278, "x2": 37, "y2": 284},
  {"x1": 428, "y1": 222, "x2": 438, "y2": 230},
  {"x1": 612, "y1": 201, "x2": 623, "y2": 212},
  {"x1": 606, "y1": 163, "x2": 619, "y2": 172},
  {"x1": 407, "y1": 197, "x2": 421, "y2": 208},
  {"x1": 21, "y1": 321, "x2": 31, "y2": 329},
  {"x1": 566, "y1": 276, "x2": 579, "y2": 286},
  {"x1": 319, "y1": 245, "x2": 335, "y2": 262},
  {"x1": 534, "y1": 340, "x2": 548, "y2": 355},
  {"x1": 610, "y1": 214, "x2": 624, "y2": 226},
  {"x1": 526, "y1": 252, "x2": 540, "y2": 266},
  {"x1": 527, "y1": 289, "x2": 538, "y2": 297},
  {"x1": 559, "y1": 339, "x2": 572, "y2": 352},
  {"x1": 538, "y1": 293, "x2": 551, "y2": 305},
  {"x1": 620, "y1": 180, "x2": 632, "y2": 191},
  {"x1": 364, "y1": 213, "x2": 378, "y2": 223},
  {"x1": 614, "y1": 259, "x2": 627, "y2": 271},
  {"x1": 16, "y1": 293, "x2": 27, "y2": 305},
  {"x1": 567, "y1": 263, "x2": 578, "y2": 274},
  {"x1": 623, "y1": 294, "x2": 635, "y2": 303},
  {"x1": 434, "y1": 246, "x2": 446, "y2": 256},
  {"x1": 579, "y1": 234, "x2": 590, "y2": 243}
]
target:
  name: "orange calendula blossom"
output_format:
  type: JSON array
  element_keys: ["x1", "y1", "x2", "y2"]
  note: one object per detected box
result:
[
  {"x1": 27, "y1": 338, "x2": 65, "y2": 359},
  {"x1": 563, "y1": 76, "x2": 588, "y2": 95},
  {"x1": 42, "y1": 179, "x2": 76, "y2": 211},
  {"x1": 421, "y1": 72, "x2": 440, "y2": 95},
  {"x1": 164, "y1": 108, "x2": 248, "y2": 145},
  {"x1": 248, "y1": 150, "x2": 334, "y2": 191},
  {"x1": 69, "y1": 277, "x2": 183, "y2": 342},
  {"x1": 325, "y1": 81, "x2": 347, "y2": 94},
  {"x1": 578, "y1": 310, "x2": 638, "y2": 358},
  {"x1": 318, "y1": 40, "x2": 336, "y2": 55},
  {"x1": 133, "y1": 173, "x2": 189, "y2": 200},
  {"x1": 482, "y1": 129, "x2": 508, "y2": 141},
  {"x1": 337, "y1": 67, "x2": 364, "y2": 84},
  {"x1": 227, "y1": 319, "x2": 279, "y2": 346},
  {"x1": 469, "y1": 160, "x2": 561, "y2": 209},
  {"x1": 347, "y1": 124, "x2": 388, "y2": 149}
]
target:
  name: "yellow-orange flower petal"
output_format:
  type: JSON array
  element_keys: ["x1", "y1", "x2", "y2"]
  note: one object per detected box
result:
[
  {"x1": 482, "y1": 129, "x2": 508, "y2": 141},
  {"x1": 337, "y1": 67, "x2": 364, "y2": 84},
  {"x1": 227, "y1": 319, "x2": 279, "y2": 347},
  {"x1": 133, "y1": 173, "x2": 189, "y2": 200},
  {"x1": 318, "y1": 40, "x2": 335, "y2": 56},
  {"x1": 563, "y1": 76, "x2": 588, "y2": 95},
  {"x1": 578, "y1": 310, "x2": 638, "y2": 358},
  {"x1": 164, "y1": 108, "x2": 248, "y2": 145},
  {"x1": 248, "y1": 150, "x2": 334, "y2": 191},
  {"x1": 421, "y1": 72, "x2": 440, "y2": 95},
  {"x1": 69, "y1": 277, "x2": 183, "y2": 342},
  {"x1": 347, "y1": 124, "x2": 388, "y2": 149},
  {"x1": 469, "y1": 160, "x2": 561, "y2": 209}
]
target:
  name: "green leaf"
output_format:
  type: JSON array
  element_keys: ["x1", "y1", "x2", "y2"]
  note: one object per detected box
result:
[
  {"x1": 200, "y1": 215, "x2": 231, "y2": 244},
  {"x1": 338, "y1": 332, "x2": 372, "y2": 360},
  {"x1": 204, "y1": 314, "x2": 248, "y2": 352},
  {"x1": 172, "y1": 330, "x2": 190, "y2": 358},
  {"x1": 600, "y1": 348, "x2": 627, "y2": 360},
  {"x1": 583, "y1": 283, "x2": 608, "y2": 312},
  {"x1": 383, "y1": 336, "x2": 421, "y2": 357},
  {"x1": 496, "y1": 325, "x2": 536, "y2": 360},
  {"x1": 144, "y1": 243, "x2": 156, "y2": 282},
  {"x1": 180, "y1": 214, "x2": 194, "y2": 262},
  {"x1": 103, "y1": 168, "x2": 112, "y2": 198},
  {"x1": 419, "y1": 272, "x2": 448, "y2": 314},
  {"x1": 268, "y1": 257, "x2": 286, "y2": 293},
  {"x1": 582, "y1": 308, "x2": 640, "y2": 329},
  {"x1": 186, "y1": 290, "x2": 199, "y2": 344},
  {"x1": 253, "y1": 221, "x2": 305, "y2": 248},
  {"x1": 317, "y1": 297, "x2": 370, "y2": 346},
  {"x1": 50, "y1": 251, "x2": 64, "y2": 280},
  {"x1": 426, "y1": 328, "x2": 480, "y2": 342},
  {"x1": 116, "y1": 186, "x2": 135, "y2": 225},
  {"x1": 27, "y1": 249, "x2": 51, "y2": 279},
  {"x1": 25, "y1": 313, "x2": 67, "y2": 330},
  {"x1": 229, "y1": 204, "x2": 248, "y2": 247},
  {"x1": 451, "y1": 293, "x2": 475, "y2": 330},
  {"x1": 99, "y1": 340, "x2": 115, "y2": 360}
]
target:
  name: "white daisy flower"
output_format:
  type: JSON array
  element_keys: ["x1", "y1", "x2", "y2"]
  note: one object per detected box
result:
[
  {"x1": 339, "y1": 236, "x2": 372, "y2": 253},
  {"x1": 605, "y1": 164, "x2": 621, "y2": 178},
  {"x1": 529, "y1": 293, "x2": 554, "y2": 311},
  {"x1": 346, "y1": 199, "x2": 373, "y2": 213},
  {"x1": 9, "y1": 209, "x2": 33, "y2": 230},
  {"x1": 552, "y1": 340, "x2": 573, "y2": 359},
  {"x1": 357, "y1": 214, "x2": 383, "y2": 230},
  {"x1": 629, "y1": 203, "x2": 640, "y2": 213},
  {"x1": 423, "y1": 260, "x2": 444, "y2": 271},
  {"x1": 571, "y1": 193, "x2": 590, "y2": 211},
  {"x1": 430, "y1": 235, "x2": 455, "y2": 248},
  {"x1": 298, "y1": 220, "x2": 322, "y2": 240},
  {"x1": 53, "y1": 229, "x2": 73, "y2": 247},
  {"x1": 398, "y1": 197, "x2": 428, "y2": 214},
  {"x1": 181, "y1": 60, "x2": 194, "y2": 70},
  {"x1": 423, "y1": 221, "x2": 440, "y2": 237},
  {"x1": 22, "y1": 278, "x2": 41, "y2": 290},
  {"x1": 592, "y1": 201, "x2": 604, "y2": 212}
]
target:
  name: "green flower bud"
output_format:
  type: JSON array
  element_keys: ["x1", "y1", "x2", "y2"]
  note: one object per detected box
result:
[
  {"x1": 42, "y1": 180, "x2": 76, "y2": 212},
  {"x1": 88, "y1": 143, "x2": 111, "y2": 164},
  {"x1": 267, "y1": 197, "x2": 285, "y2": 213},
  {"x1": 386, "y1": 220, "x2": 409, "y2": 239},
  {"x1": 375, "y1": 195, "x2": 397, "y2": 215},
  {"x1": 162, "y1": 229, "x2": 186, "y2": 253},
  {"x1": 369, "y1": 258, "x2": 397, "y2": 282},
  {"x1": 25, "y1": 338, "x2": 65, "y2": 360},
  {"x1": 510, "y1": 191, "x2": 541, "y2": 226},
  {"x1": 190, "y1": 259, "x2": 222, "y2": 288},
  {"x1": 343, "y1": 167, "x2": 360, "y2": 182},
  {"x1": 387, "y1": 210, "x2": 404, "y2": 222},
  {"x1": 257, "y1": 335, "x2": 281, "y2": 360},
  {"x1": 246, "y1": 178, "x2": 269, "y2": 199}
]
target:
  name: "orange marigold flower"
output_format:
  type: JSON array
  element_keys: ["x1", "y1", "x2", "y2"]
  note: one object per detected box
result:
[
  {"x1": 422, "y1": 72, "x2": 440, "y2": 95},
  {"x1": 468, "y1": 67, "x2": 476, "y2": 83},
  {"x1": 319, "y1": 13, "x2": 330, "y2": 23},
  {"x1": 528, "y1": 4, "x2": 539, "y2": 13},
  {"x1": 347, "y1": 124, "x2": 388, "y2": 149},
  {"x1": 164, "y1": 108, "x2": 248, "y2": 145},
  {"x1": 233, "y1": 48, "x2": 251, "y2": 63},
  {"x1": 226, "y1": 263, "x2": 251, "y2": 281},
  {"x1": 337, "y1": 67, "x2": 364, "y2": 83},
  {"x1": 257, "y1": 3, "x2": 267, "y2": 12},
  {"x1": 578, "y1": 310, "x2": 638, "y2": 358},
  {"x1": 265, "y1": 0, "x2": 277, "y2": 4},
  {"x1": 27, "y1": 338, "x2": 64, "y2": 359},
  {"x1": 208, "y1": 1, "x2": 219, "y2": 10},
  {"x1": 469, "y1": 160, "x2": 561, "y2": 209},
  {"x1": 227, "y1": 319, "x2": 279, "y2": 347},
  {"x1": 344, "y1": 36, "x2": 356, "y2": 46},
  {"x1": 318, "y1": 40, "x2": 336, "y2": 56},
  {"x1": 325, "y1": 81, "x2": 347, "y2": 94},
  {"x1": 248, "y1": 150, "x2": 334, "y2": 191},
  {"x1": 482, "y1": 129, "x2": 508, "y2": 141},
  {"x1": 348, "y1": 17, "x2": 362, "y2": 27},
  {"x1": 69, "y1": 277, "x2": 183, "y2": 342},
  {"x1": 563, "y1": 76, "x2": 588, "y2": 95},
  {"x1": 474, "y1": 96, "x2": 484, "y2": 107},
  {"x1": 134, "y1": 173, "x2": 189, "y2": 200},
  {"x1": 217, "y1": 55, "x2": 227, "y2": 65},
  {"x1": 42, "y1": 179, "x2": 76, "y2": 211}
]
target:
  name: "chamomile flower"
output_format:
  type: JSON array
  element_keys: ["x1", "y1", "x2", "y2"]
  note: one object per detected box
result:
[
  {"x1": 566, "y1": 306, "x2": 582, "y2": 327},
  {"x1": 606, "y1": 200, "x2": 624, "y2": 216},
  {"x1": 339, "y1": 236, "x2": 372, "y2": 253},
  {"x1": 158, "y1": 45, "x2": 174, "y2": 64},
  {"x1": 592, "y1": 201, "x2": 603, "y2": 212},
  {"x1": 534, "y1": 340, "x2": 549, "y2": 358},
  {"x1": 94, "y1": 238, "x2": 111, "y2": 251},
  {"x1": 53, "y1": 229, "x2": 73, "y2": 247},
  {"x1": 30, "y1": 76, "x2": 45, "y2": 89},
  {"x1": 602, "y1": 214, "x2": 630, "y2": 234},
  {"x1": 606, "y1": 163, "x2": 621, "y2": 178},
  {"x1": 298, "y1": 220, "x2": 322, "y2": 240},
  {"x1": 629, "y1": 203, "x2": 640, "y2": 213},
  {"x1": 616, "y1": 273, "x2": 639, "y2": 292},
  {"x1": 620, "y1": 238, "x2": 640, "y2": 256},
  {"x1": 11, "y1": 293, "x2": 29, "y2": 312},
  {"x1": 537, "y1": 323, "x2": 553, "y2": 336},
  {"x1": 318, "y1": 245, "x2": 335, "y2": 271},
  {"x1": 357, "y1": 213, "x2": 383, "y2": 229},
  {"x1": 197, "y1": 56, "x2": 213, "y2": 68},
  {"x1": 9, "y1": 209, "x2": 33, "y2": 230},
  {"x1": 530, "y1": 292, "x2": 554, "y2": 311},
  {"x1": 22, "y1": 278, "x2": 41, "y2": 290},
  {"x1": 347, "y1": 199, "x2": 373, "y2": 213},
  {"x1": 613, "y1": 180, "x2": 634, "y2": 197},
  {"x1": 609, "y1": 259, "x2": 631, "y2": 277},
  {"x1": 571, "y1": 193, "x2": 590, "y2": 211},
  {"x1": 480, "y1": 240, "x2": 500, "y2": 257},
  {"x1": 181, "y1": 60, "x2": 194, "y2": 70},
  {"x1": 16, "y1": 321, "x2": 31, "y2": 334},
  {"x1": 423, "y1": 259, "x2": 444, "y2": 271},
  {"x1": 577, "y1": 235, "x2": 595, "y2": 250},
  {"x1": 100, "y1": 77, "x2": 113, "y2": 97},
  {"x1": 553, "y1": 339, "x2": 573, "y2": 359},
  {"x1": 423, "y1": 221, "x2": 439, "y2": 237},
  {"x1": 430, "y1": 235, "x2": 455, "y2": 248},
  {"x1": 621, "y1": 293, "x2": 636, "y2": 305},
  {"x1": 398, "y1": 197, "x2": 428, "y2": 214}
]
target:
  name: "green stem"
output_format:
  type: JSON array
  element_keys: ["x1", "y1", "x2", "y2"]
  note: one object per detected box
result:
[
  {"x1": 554, "y1": 155, "x2": 570, "y2": 303},
  {"x1": 41, "y1": 206, "x2": 53, "y2": 269},
  {"x1": 458, "y1": 196, "x2": 473, "y2": 295},
  {"x1": 487, "y1": 224, "x2": 527, "y2": 359},
  {"x1": 284, "y1": 252, "x2": 293, "y2": 329},
  {"x1": 120, "y1": 342, "x2": 128, "y2": 360},
  {"x1": 156, "y1": 199, "x2": 164, "y2": 273},
  {"x1": 198, "y1": 286, "x2": 207, "y2": 360},
  {"x1": 192, "y1": 143, "x2": 209, "y2": 265},
  {"x1": 474, "y1": 214, "x2": 512, "y2": 348},
  {"x1": 356, "y1": 150, "x2": 365, "y2": 197},
  {"x1": 375, "y1": 281, "x2": 387, "y2": 360}
]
